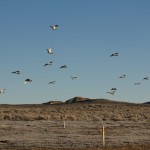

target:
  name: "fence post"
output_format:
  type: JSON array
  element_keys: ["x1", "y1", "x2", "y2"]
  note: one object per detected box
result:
[
  {"x1": 63, "y1": 120, "x2": 66, "y2": 129},
  {"x1": 61, "y1": 114, "x2": 66, "y2": 129},
  {"x1": 102, "y1": 125, "x2": 105, "y2": 146}
]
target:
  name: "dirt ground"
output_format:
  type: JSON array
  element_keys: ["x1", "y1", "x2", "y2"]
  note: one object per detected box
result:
[{"x1": 0, "y1": 98, "x2": 149, "y2": 150}]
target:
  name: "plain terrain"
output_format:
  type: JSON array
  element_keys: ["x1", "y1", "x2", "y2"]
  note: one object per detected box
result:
[{"x1": 0, "y1": 97, "x2": 150, "y2": 150}]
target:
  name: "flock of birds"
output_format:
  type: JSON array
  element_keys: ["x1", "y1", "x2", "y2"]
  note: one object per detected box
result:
[
  {"x1": 106, "y1": 52, "x2": 149, "y2": 95},
  {"x1": 0, "y1": 25, "x2": 78, "y2": 95},
  {"x1": 0, "y1": 25, "x2": 149, "y2": 98}
]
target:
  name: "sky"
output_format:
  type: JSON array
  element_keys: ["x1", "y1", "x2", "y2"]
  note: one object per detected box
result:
[{"x1": 0, "y1": 0, "x2": 150, "y2": 104}]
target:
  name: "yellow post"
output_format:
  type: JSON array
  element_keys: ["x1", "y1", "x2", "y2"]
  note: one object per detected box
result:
[
  {"x1": 61, "y1": 114, "x2": 66, "y2": 129},
  {"x1": 102, "y1": 125, "x2": 105, "y2": 146},
  {"x1": 63, "y1": 121, "x2": 66, "y2": 129}
]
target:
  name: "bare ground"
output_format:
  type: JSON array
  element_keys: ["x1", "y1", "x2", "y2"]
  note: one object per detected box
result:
[{"x1": 0, "y1": 98, "x2": 150, "y2": 150}]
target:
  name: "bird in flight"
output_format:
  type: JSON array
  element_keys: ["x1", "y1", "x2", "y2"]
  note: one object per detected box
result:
[
  {"x1": 12, "y1": 70, "x2": 20, "y2": 74},
  {"x1": 49, "y1": 81, "x2": 56, "y2": 84},
  {"x1": 143, "y1": 77, "x2": 149, "y2": 80},
  {"x1": 24, "y1": 79, "x2": 32, "y2": 84},
  {"x1": 44, "y1": 61, "x2": 53, "y2": 67},
  {"x1": 111, "y1": 88, "x2": 117, "y2": 91},
  {"x1": 60, "y1": 65, "x2": 67, "y2": 69},
  {"x1": 110, "y1": 52, "x2": 119, "y2": 57},
  {"x1": 107, "y1": 87, "x2": 117, "y2": 95},
  {"x1": 46, "y1": 48, "x2": 53, "y2": 54},
  {"x1": 134, "y1": 82, "x2": 141, "y2": 85},
  {"x1": 71, "y1": 76, "x2": 77, "y2": 80},
  {"x1": 118, "y1": 74, "x2": 126, "y2": 79},
  {"x1": 106, "y1": 91, "x2": 116, "y2": 95},
  {"x1": 0, "y1": 88, "x2": 6, "y2": 94},
  {"x1": 50, "y1": 25, "x2": 59, "y2": 30}
]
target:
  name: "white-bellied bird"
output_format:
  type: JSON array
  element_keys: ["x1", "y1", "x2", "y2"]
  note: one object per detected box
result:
[
  {"x1": 0, "y1": 88, "x2": 6, "y2": 94},
  {"x1": 46, "y1": 48, "x2": 53, "y2": 54},
  {"x1": 50, "y1": 25, "x2": 59, "y2": 30},
  {"x1": 24, "y1": 79, "x2": 32, "y2": 84}
]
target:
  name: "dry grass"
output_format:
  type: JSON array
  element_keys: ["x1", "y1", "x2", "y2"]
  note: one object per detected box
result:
[
  {"x1": 0, "y1": 100, "x2": 149, "y2": 122},
  {"x1": 0, "y1": 98, "x2": 149, "y2": 150}
]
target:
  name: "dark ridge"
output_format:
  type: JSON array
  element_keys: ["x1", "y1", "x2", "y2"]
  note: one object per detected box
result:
[
  {"x1": 43, "y1": 101, "x2": 63, "y2": 105},
  {"x1": 65, "y1": 97, "x2": 90, "y2": 103},
  {"x1": 65, "y1": 96, "x2": 134, "y2": 105},
  {"x1": 143, "y1": 101, "x2": 150, "y2": 104}
]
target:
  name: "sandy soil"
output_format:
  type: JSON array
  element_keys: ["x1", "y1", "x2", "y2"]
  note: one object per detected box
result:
[{"x1": 0, "y1": 98, "x2": 149, "y2": 150}]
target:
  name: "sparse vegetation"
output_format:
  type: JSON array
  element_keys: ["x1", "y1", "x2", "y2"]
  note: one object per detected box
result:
[{"x1": 0, "y1": 97, "x2": 149, "y2": 150}]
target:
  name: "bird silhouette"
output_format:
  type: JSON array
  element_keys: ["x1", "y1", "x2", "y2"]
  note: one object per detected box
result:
[
  {"x1": 134, "y1": 82, "x2": 141, "y2": 85},
  {"x1": 24, "y1": 79, "x2": 32, "y2": 84},
  {"x1": 0, "y1": 88, "x2": 6, "y2": 94},
  {"x1": 46, "y1": 48, "x2": 53, "y2": 54},
  {"x1": 110, "y1": 52, "x2": 119, "y2": 57},
  {"x1": 118, "y1": 74, "x2": 126, "y2": 79},
  {"x1": 111, "y1": 88, "x2": 117, "y2": 91},
  {"x1": 143, "y1": 77, "x2": 149, "y2": 80},
  {"x1": 107, "y1": 91, "x2": 116, "y2": 95},
  {"x1": 49, "y1": 81, "x2": 56, "y2": 84},
  {"x1": 71, "y1": 76, "x2": 77, "y2": 80},
  {"x1": 50, "y1": 25, "x2": 59, "y2": 30},
  {"x1": 60, "y1": 65, "x2": 67, "y2": 69},
  {"x1": 12, "y1": 70, "x2": 20, "y2": 74},
  {"x1": 44, "y1": 61, "x2": 53, "y2": 66}
]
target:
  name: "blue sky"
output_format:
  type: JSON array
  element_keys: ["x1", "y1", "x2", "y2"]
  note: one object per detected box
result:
[{"x1": 0, "y1": 0, "x2": 150, "y2": 104}]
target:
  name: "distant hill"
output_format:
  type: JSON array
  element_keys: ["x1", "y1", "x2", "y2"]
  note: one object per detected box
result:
[
  {"x1": 65, "y1": 97, "x2": 91, "y2": 103},
  {"x1": 43, "y1": 101, "x2": 63, "y2": 105},
  {"x1": 0, "y1": 96, "x2": 149, "y2": 122},
  {"x1": 65, "y1": 96, "x2": 132, "y2": 105},
  {"x1": 143, "y1": 101, "x2": 150, "y2": 104},
  {"x1": 43, "y1": 96, "x2": 139, "y2": 105}
]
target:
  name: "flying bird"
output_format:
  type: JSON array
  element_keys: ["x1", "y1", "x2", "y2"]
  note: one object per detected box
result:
[
  {"x1": 44, "y1": 61, "x2": 53, "y2": 67},
  {"x1": 12, "y1": 70, "x2": 20, "y2": 74},
  {"x1": 60, "y1": 65, "x2": 67, "y2": 69},
  {"x1": 110, "y1": 52, "x2": 119, "y2": 57},
  {"x1": 0, "y1": 89, "x2": 6, "y2": 94},
  {"x1": 111, "y1": 88, "x2": 117, "y2": 91},
  {"x1": 71, "y1": 76, "x2": 77, "y2": 80},
  {"x1": 24, "y1": 79, "x2": 32, "y2": 84},
  {"x1": 134, "y1": 82, "x2": 141, "y2": 85},
  {"x1": 50, "y1": 25, "x2": 59, "y2": 30},
  {"x1": 107, "y1": 88, "x2": 117, "y2": 95},
  {"x1": 49, "y1": 81, "x2": 56, "y2": 84},
  {"x1": 46, "y1": 48, "x2": 53, "y2": 54},
  {"x1": 118, "y1": 74, "x2": 126, "y2": 79},
  {"x1": 107, "y1": 91, "x2": 116, "y2": 95},
  {"x1": 143, "y1": 77, "x2": 149, "y2": 80}
]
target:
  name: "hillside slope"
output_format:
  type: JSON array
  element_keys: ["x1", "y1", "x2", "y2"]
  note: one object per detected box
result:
[{"x1": 0, "y1": 97, "x2": 149, "y2": 121}]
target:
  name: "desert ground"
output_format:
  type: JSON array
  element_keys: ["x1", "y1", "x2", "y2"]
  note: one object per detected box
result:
[{"x1": 0, "y1": 97, "x2": 150, "y2": 150}]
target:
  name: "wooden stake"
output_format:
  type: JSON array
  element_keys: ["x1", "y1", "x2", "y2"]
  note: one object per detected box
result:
[
  {"x1": 63, "y1": 121, "x2": 66, "y2": 129},
  {"x1": 102, "y1": 125, "x2": 105, "y2": 146},
  {"x1": 61, "y1": 114, "x2": 66, "y2": 129}
]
